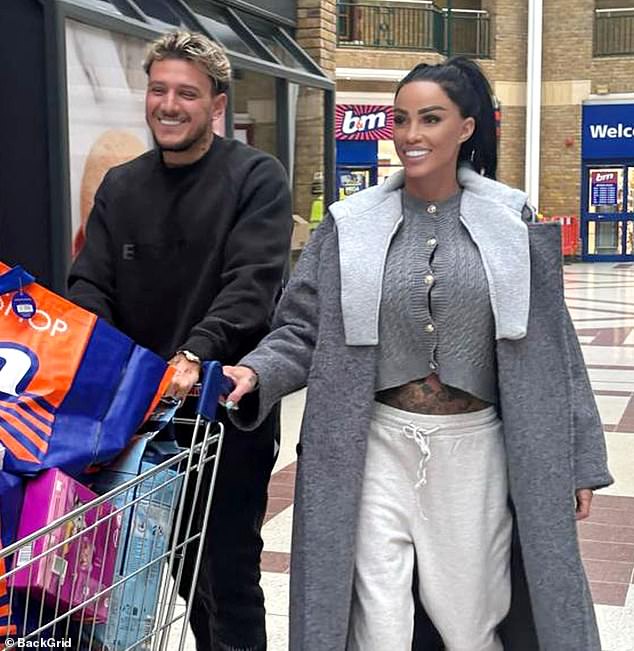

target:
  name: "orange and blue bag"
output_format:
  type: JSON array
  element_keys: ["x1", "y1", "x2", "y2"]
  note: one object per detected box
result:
[
  {"x1": 0, "y1": 471, "x2": 22, "y2": 641},
  {"x1": 0, "y1": 263, "x2": 173, "y2": 476}
]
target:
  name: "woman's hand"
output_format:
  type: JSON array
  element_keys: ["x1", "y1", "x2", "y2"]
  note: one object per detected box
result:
[
  {"x1": 222, "y1": 365, "x2": 259, "y2": 409},
  {"x1": 575, "y1": 488, "x2": 593, "y2": 520}
]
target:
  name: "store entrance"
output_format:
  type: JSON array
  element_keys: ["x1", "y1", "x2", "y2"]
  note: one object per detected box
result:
[
  {"x1": 336, "y1": 165, "x2": 376, "y2": 199},
  {"x1": 582, "y1": 163, "x2": 634, "y2": 261}
]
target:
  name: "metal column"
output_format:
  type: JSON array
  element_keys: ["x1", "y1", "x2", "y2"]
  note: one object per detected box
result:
[{"x1": 525, "y1": 0, "x2": 544, "y2": 210}]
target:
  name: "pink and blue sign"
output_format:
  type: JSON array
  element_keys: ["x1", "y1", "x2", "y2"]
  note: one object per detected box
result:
[{"x1": 335, "y1": 105, "x2": 394, "y2": 141}]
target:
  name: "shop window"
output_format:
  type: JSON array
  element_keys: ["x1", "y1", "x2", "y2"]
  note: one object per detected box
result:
[
  {"x1": 257, "y1": 31, "x2": 307, "y2": 71},
  {"x1": 587, "y1": 221, "x2": 625, "y2": 255},
  {"x1": 189, "y1": 1, "x2": 261, "y2": 58},
  {"x1": 628, "y1": 167, "x2": 634, "y2": 213},
  {"x1": 134, "y1": 0, "x2": 185, "y2": 25},
  {"x1": 290, "y1": 84, "x2": 325, "y2": 228},
  {"x1": 233, "y1": 70, "x2": 277, "y2": 157}
]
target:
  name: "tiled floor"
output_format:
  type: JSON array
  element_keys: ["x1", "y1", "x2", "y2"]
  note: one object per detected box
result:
[{"x1": 185, "y1": 262, "x2": 634, "y2": 650}]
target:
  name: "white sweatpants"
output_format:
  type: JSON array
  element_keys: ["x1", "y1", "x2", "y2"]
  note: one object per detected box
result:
[{"x1": 347, "y1": 402, "x2": 512, "y2": 651}]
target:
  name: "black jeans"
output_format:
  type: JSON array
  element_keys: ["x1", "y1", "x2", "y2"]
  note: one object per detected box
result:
[{"x1": 172, "y1": 403, "x2": 279, "y2": 651}]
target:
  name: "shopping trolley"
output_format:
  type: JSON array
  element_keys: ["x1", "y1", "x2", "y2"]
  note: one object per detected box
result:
[{"x1": 0, "y1": 361, "x2": 233, "y2": 650}]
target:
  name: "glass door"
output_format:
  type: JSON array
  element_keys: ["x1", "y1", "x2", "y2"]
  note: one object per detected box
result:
[{"x1": 582, "y1": 164, "x2": 634, "y2": 260}]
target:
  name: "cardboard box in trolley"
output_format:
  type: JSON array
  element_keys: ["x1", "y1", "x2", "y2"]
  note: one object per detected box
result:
[
  {"x1": 10, "y1": 468, "x2": 121, "y2": 623},
  {"x1": 87, "y1": 439, "x2": 183, "y2": 650}
]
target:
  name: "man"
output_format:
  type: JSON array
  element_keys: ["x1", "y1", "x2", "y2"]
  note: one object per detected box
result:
[{"x1": 69, "y1": 31, "x2": 292, "y2": 651}]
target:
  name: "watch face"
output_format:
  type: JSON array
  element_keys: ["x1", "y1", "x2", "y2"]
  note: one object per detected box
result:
[{"x1": 180, "y1": 351, "x2": 200, "y2": 364}]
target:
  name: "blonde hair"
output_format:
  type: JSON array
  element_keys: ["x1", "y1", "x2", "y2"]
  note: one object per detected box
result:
[{"x1": 144, "y1": 31, "x2": 231, "y2": 94}]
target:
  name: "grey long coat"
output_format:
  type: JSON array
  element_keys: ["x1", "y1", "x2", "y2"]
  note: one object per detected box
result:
[{"x1": 235, "y1": 169, "x2": 613, "y2": 651}]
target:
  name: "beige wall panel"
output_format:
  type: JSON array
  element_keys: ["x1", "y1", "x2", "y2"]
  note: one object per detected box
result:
[{"x1": 542, "y1": 80, "x2": 592, "y2": 106}]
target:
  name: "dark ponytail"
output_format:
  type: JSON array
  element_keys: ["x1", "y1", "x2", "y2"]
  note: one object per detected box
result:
[{"x1": 395, "y1": 57, "x2": 497, "y2": 180}]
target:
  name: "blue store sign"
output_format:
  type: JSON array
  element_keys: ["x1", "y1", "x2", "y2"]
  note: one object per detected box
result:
[{"x1": 582, "y1": 103, "x2": 634, "y2": 159}]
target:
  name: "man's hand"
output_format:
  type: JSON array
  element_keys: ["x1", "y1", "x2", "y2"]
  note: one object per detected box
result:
[
  {"x1": 166, "y1": 353, "x2": 201, "y2": 401},
  {"x1": 575, "y1": 488, "x2": 593, "y2": 521},
  {"x1": 222, "y1": 365, "x2": 259, "y2": 408}
]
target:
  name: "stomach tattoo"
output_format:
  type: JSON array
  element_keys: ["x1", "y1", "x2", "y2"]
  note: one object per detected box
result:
[{"x1": 375, "y1": 374, "x2": 491, "y2": 415}]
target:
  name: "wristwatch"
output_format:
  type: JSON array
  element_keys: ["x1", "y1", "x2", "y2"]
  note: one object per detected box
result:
[{"x1": 176, "y1": 350, "x2": 202, "y2": 365}]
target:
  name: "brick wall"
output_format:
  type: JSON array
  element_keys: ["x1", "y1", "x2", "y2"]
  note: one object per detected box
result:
[
  {"x1": 296, "y1": 0, "x2": 337, "y2": 76},
  {"x1": 543, "y1": 0, "x2": 594, "y2": 81},
  {"x1": 539, "y1": 0, "x2": 591, "y2": 214},
  {"x1": 540, "y1": 106, "x2": 583, "y2": 215},
  {"x1": 481, "y1": 0, "x2": 527, "y2": 80},
  {"x1": 498, "y1": 106, "x2": 525, "y2": 189},
  {"x1": 592, "y1": 58, "x2": 634, "y2": 94}
]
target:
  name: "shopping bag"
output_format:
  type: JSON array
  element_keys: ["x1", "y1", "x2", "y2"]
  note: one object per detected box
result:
[
  {"x1": 0, "y1": 263, "x2": 173, "y2": 476},
  {"x1": 0, "y1": 469, "x2": 23, "y2": 639}
]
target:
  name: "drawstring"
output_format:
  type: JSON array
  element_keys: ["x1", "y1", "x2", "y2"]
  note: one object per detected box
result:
[{"x1": 402, "y1": 423, "x2": 440, "y2": 489}]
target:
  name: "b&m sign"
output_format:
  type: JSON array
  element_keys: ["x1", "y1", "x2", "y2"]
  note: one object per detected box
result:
[
  {"x1": 335, "y1": 105, "x2": 393, "y2": 141},
  {"x1": 591, "y1": 171, "x2": 618, "y2": 206}
]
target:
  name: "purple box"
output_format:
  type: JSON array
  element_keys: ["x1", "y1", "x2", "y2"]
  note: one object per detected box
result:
[{"x1": 10, "y1": 468, "x2": 121, "y2": 622}]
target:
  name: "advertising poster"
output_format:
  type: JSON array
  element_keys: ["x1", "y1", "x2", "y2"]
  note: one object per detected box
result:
[
  {"x1": 65, "y1": 20, "x2": 151, "y2": 257},
  {"x1": 590, "y1": 170, "x2": 619, "y2": 206}
]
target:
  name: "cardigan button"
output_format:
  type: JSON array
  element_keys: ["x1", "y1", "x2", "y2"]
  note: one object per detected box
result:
[
  {"x1": 296, "y1": 443, "x2": 303, "y2": 457},
  {"x1": 427, "y1": 204, "x2": 437, "y2": 214}
]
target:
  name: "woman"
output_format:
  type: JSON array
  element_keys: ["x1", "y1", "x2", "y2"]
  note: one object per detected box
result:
[{"x1": 223, "y1": 58, "x2": 612, "y2": 651}]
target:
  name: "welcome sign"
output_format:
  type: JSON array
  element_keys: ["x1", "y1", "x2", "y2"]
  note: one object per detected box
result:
[
  {"x1": 582, "y1": 103, "x2": 634, "y2": 159},
  {"x1": 335, "y1": 104, "x2": 393, "y2": 140}
]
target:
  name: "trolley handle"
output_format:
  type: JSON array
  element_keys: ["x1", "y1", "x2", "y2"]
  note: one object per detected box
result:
[{"x1": 196, "y1": 361, "x2": 235, "y2": 421}]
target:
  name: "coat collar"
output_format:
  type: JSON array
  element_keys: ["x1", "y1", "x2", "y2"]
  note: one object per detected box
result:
[{"x1": 329, "y1": 165, "x2": 531, "y2": 345}]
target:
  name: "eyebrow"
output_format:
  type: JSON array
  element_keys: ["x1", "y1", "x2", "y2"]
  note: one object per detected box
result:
[
  {"x1": 394, "y1": 105, "x2": 448, "y2": 114},
  {"x1": 148, "y1": 81, "x2": 201, "y2": 93}
]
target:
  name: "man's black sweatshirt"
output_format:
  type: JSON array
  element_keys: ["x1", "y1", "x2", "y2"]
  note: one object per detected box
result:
[{"x1": 68, "y1": 136, "x2": 293, "y2": 364}]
